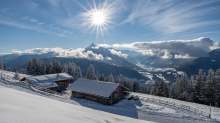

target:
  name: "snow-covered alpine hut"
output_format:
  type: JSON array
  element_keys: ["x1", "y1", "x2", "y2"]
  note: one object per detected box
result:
[
  {"x1": 67, "y1": 78, "x2": 129, "y2": 105},
  {"x1": 20, "y1": 73, "x2": 73, "y2": 91}
]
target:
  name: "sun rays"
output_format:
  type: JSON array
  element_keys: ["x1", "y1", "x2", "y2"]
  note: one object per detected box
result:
[{"x1": 78, "y1": 0, "x2": 114, "y2": 39}]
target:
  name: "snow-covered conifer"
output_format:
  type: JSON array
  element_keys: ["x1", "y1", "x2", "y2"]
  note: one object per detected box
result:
[
  {"x1": 13, "y1": 71, "x2": 20, "y2": 80},
  {"x1": 49, "y1": 60, "x2": 62, "y2": 74},
  {"x1": 0, "y1": 58, "x2": 3, "y2": 69},
  {"x1": 207, "y1": 69, "x2": 214, "y2": 80},
  {"x1": 45, "y1": 62, "x2": 50, "y2": 74},
  {"x1": 141, "y1": 85, "x2": 148, "y2": 94},
  {"x1": 189, "y1": 75, "x2": 195, "y2": 92},
  {"x1": 127, "y1": 79, "x2": 133, "y2": 92},
  {"x1": 195, "y1": 69, "x2": 205, "y2": 103},
  {"x1": 62, "y1": 64, "x2": 68, "y2": 73},
  {"x1": 99, "y1": 74, "x2": 105, "y2": 81},
  {"x1": 150, "y1": 79, "x2": 159, "y2": 95},
  {"x1": 215, "y1": 69, "x2": 220, "y2": 76},
  {"x1": 85, "y1": 64, "x2": 97, "y2": 80},
  {"x1": 133, "y1": 80, "x2": 141, "y2": 92},
  {"x1": 77, "y1": 67, "x2": 82, "y2": 79},
  {"x1": 147, "y1": 84, "x2": 152, "y2": 94},
  {"x1": 108, "y1": 74, "x2": 114, "y2": 82},
  {"x1": 202, "y1": 72, "x2": 207, "y2": 82},
  {"x1": 157, "y1": 79, "x2": 169, "y2": 97},
  {"x1": 26, "y1": 60, "x2": 32, "y2": 75}
]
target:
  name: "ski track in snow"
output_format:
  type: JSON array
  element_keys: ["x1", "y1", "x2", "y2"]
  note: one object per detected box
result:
[{"x1": 0, "y1": 70, "x2": 219, "y2": 123}]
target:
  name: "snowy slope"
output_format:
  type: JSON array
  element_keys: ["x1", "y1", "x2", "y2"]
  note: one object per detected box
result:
[
  {"x1": 0, "y1": 70, "x2": 219, "y2": 123},
  {"x1": 132, "y1": 93, "x2": 220, "y2": 122},
  {"x1": 0, "y1": 86, "x2": 151, "y2": 123},
  {"x1": 0, "y1": 69, "x2": 30, "y2": 78}
]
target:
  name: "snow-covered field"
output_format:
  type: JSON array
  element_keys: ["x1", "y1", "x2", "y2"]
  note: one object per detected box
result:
[
  {"x1": 0, "y1": 86, "x2": 151, "y2": 123},
  {"x1": 0, "y1": 70, "x2": 219, "y2": 123}
]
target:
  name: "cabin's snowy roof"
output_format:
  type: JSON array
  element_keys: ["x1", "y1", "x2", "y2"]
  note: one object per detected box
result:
[
  {"x1": 25, "y1": 73, "x2": 73, "y2": 89},
  {"x1": 67, "y1": 78, "x2": 127, "y2": 98}
]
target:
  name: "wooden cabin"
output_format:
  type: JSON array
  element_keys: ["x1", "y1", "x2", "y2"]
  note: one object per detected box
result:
[
  {"x1": 67, "y1": 78, "x2": 129, "y2": 105},
  {"x1": 20, "y1": 73, "x2": 73, "y2": 91}
]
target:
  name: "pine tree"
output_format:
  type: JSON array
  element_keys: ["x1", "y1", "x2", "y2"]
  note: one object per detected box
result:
[
  {"x1": 194, "y1": 69, "x2": 204, "y2": 103},
  {"x1": 85, "y1": 64, "x2": 97, "y2": 80},
  {"x1": 62, "y1": 64, "x2": 68, "y2": 73},
  {"x1": 141, "y1": 85, "x2": 148, "y2": 94},
  {"x1": 77, "y1": 67, "x2": 82, "y2": 79},
  {"x1": 203, "y1": 76, "x2": 215, "y2": 105},
  {"x1": 151, "y1": 79, "x2": 159, "y2": 95},
  {"x1": 39, "y1": 59, "x2": 45, "y2": 75},
  {"x1": 133, "y1": 80, "x2": 141, "y2": 92},
  {"x1": 213, "y1": 74, "x2": 220, "y2": 106},
  {"x1": 157, "y1": 79, "x2": 169, "y2": 97},
  {"x1": 104, "y1": 77, "x2": 108, "y2": 82},
  {"x1": 26, "y1": 60, "x2": 32, "y2": 75},
  {"x1": 99, "y1": 74, "x2": 105, "y2": 81},
  {"x1": 178, "y1": 72, "x2": 190, "y2": 100},
  {"x1": 202, "y1": 72, "x2": 207, "y2": 82},
  {"x1": 147, "y1": 84, "x2": 152, "y2": 94},
  {"x1": 13, "y1": 71, "x2": 20, "y2": 80},
  {"x1": 0, "y1": 58, "x2": 3, "y2": 69},
  {"x1": 127, "y1": 79, "x2": 133, "y2": 92},
  {"x1": 108, "y1": 74, "x2": 114, "y2": 82},
  {"x1": 170, "y1": 83, "x2": 179, "y2": 99},
  {"x1": 215, "y1": 69, "x2": 220, "y2": 77},
  {"x1": 45, "y1": 62, "x2": 49, "y2": 74},
  {"x1": 190, "y1": 75, "x2": 195, "y2": 92},
  {"x1": 207, "y1": 69, "x2": 214, "y2": 80},
  {"x1": 49, "y1": 60, "x2": 62, "y2": 74}
]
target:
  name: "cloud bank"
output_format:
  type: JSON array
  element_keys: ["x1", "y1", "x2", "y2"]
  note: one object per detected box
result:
[
  {"x1": 11, "y1": 48, "x2": 105, "y2": 60},
  {"x1": 108, "y1": 49, "x2": 128, "y2": 58},
  {"x1": 99, "y1": 37, "x2": 220, "y2": 58}
]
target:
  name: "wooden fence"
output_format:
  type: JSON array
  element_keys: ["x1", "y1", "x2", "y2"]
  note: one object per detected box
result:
[{"x1": 133, "y1": 93, "x2": 211, "y2": 118}]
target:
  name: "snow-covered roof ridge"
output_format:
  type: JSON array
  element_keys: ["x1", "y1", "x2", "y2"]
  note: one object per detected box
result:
[
  {"x1": 67, "y1": 78, "x2": 128, "y2": 98},
  {"x1": 24, "y1": 73, "x2": 73, "y2": 89}
]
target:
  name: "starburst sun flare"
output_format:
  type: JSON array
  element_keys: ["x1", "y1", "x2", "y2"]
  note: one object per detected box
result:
[
  {"x1": 92, "y1": 11, "x2": 105, "y2": 25},
  {"x1": 79, "y1": 0, "x2": 114, "y2": 38}
]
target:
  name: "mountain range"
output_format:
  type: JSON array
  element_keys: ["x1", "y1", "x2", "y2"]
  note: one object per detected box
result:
[{"x1": 1, "y1": 43, "x2": 220, "y2": 85}]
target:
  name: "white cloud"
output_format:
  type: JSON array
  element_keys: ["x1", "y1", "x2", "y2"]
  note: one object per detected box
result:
[
  {"x1": 30, "y1": 18, "x2": 37, "y2": 22},
  {"x1": 108, "y1": 49, "x2": 128, "y2": 58},
  {"x1": 174, "y1": 54, "x2": 194, "y2": 59},
  {"x1": 122, "y1": 0, "x2": 220, "y2": 35},
  {"x1": 132, "y1": 37, "x2": 219, "y2": 57},
  {"x1": 104, "y1": 37, "x2": 220, "y2": 58},
  {"x1": 12, "y1": 49, "x2": 23, "y2": 54},
  {"x1": 106, "y1": 57, "x2": 112, "y2": 60},
  {"x1": 12, "y1": 47, "x2": 105, "y2": 60}
]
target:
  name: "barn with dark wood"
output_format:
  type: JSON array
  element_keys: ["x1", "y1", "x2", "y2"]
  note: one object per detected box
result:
[
  {"x1": 20, "y1": 73, "x2": 73, "y2": 92},
  {"x1": 67, "y1": 78, "x2": 129, "y2": 105}
]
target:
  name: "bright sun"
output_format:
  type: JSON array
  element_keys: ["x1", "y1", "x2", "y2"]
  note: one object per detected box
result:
[
  {"x1": 80, "y1": 0, "x2": 113, "y2": 38},
  {"x1": 93, "y1": 12, "x2": 105, "y2": 25}
]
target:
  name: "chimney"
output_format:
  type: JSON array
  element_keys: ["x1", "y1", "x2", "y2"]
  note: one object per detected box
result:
[{"x1": 57, "y1": 73, "x2": 59, "y2": 78}]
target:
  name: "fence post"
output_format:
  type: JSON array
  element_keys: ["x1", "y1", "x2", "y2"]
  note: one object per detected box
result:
[{"x1": 209, "y1": 103, "x2": 211, "y2": 118}]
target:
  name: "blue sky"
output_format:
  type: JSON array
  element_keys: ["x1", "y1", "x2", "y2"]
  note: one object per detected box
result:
[{"x1": 0, "y1": 0, "x2": 220, "y2": 54}]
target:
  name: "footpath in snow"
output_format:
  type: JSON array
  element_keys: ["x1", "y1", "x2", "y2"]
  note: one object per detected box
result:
[{"x1": 0, "y1": 70, "x2": 219, "y2": 123}]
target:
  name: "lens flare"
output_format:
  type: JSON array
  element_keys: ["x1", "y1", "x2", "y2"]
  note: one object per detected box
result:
[{"x1": 93, "y1": 12, "x2": 105, "y2": 25}]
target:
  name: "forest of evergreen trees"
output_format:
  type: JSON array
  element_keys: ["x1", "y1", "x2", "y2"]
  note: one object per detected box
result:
[
  {"x1": 0, "y1": 57, "x2": 220, "y2": 107},
  {"x1": 148, "y1": 69, "x2": 220, "y2": 107}
]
